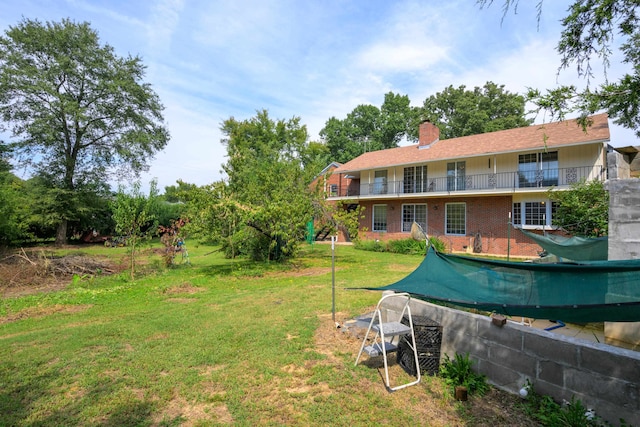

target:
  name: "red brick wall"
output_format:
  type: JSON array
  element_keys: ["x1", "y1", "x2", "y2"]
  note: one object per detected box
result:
[{"x1": 357, "y1": 196, "x2": 545, "y2": 257}]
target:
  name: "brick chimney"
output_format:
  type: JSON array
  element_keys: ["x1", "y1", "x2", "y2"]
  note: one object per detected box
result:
[{"x1": 419, "y1": 120, "x2": 440, "y2": 148}]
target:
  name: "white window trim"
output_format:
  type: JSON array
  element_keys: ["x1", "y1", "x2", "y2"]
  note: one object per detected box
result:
[
  {"x1": 445, "y1": 202, "x2": 466, "y2": 236},
  {"x1": 513, "y1": 199, "x2": 559, "y2": 230}
]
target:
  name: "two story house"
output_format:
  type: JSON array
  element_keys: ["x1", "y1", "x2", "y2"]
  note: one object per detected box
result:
[{"x1": 325, "y1": 113, "x2": 611, "y2": 257}]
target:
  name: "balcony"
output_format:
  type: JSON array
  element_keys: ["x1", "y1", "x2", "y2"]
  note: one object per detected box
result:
[{"x1": 332, "y1": 166, "x2": 605, "y2": 198}]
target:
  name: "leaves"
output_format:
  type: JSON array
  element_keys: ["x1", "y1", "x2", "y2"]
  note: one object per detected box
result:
[
  {"x1": 547, "y1": 179, "x2": 609, "y2": 237},
  {"x1": 186, "y1": 110, "x2": 317, "y2": 261},
  {"x1": 319, "y1": 92, "x2": 418, "y2": 163},
  {"x1": 421, "y1": 81, "x2": 532, "y2": 140},
  {"x1": 486, "y1": 1, "x2": 640, "y2": 137},
  {"x1": 0, "y1": 18, "x2": 168, "y2": 243},
  {"x1": 111, "y1": 180, "x2": 159, "y2": 279}
]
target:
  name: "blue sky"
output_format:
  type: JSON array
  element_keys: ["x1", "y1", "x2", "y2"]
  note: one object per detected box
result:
[{"x1": 1, "y1": 0, "x2": 637, "y2": 191}]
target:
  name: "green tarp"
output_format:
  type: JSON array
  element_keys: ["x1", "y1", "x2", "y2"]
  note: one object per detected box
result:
[
  {"x1": 517, "y1": 228, "x2": 608, "y2": 261},
  {"x1": 366, "y1": 247, "x2": 640, "y2": 323}
]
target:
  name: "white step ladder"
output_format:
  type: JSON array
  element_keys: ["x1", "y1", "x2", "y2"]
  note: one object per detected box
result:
[{"x1": 354, "y1": 292, "x2": 421, "y2": 391}]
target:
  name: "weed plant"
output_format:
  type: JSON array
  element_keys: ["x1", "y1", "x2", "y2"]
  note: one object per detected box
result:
[
  {"x1": 520, "y1": 381, "x2": 628, "y2": 426},
  {"x1": 439, "y1": 352, "x2": 489, "y2": 396}
]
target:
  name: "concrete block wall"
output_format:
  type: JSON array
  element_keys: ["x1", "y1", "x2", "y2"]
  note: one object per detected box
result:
[
  {"x1": 606, "y1": 179, "x2": 640, "y2": 349},
  {"x1": 382, "y1": 295, "x2": 640, "y2": 426}
]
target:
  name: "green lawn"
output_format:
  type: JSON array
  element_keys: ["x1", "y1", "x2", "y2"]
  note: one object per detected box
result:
[{"x1": 0, "y1": 242, "x2": 535, "y2": 426}]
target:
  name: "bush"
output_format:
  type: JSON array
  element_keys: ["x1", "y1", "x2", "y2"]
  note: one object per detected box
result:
[
  {"x1": 354, "y1": 239, "x2": 387, "y2": 252},
  {"x1": 355, "y1": 236, "x2": 446, "y2": 255}
]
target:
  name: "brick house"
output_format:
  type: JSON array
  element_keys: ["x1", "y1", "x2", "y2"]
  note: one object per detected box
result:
[{"x1": 325, "y1": 113, "x2": 612, "y2": 257}]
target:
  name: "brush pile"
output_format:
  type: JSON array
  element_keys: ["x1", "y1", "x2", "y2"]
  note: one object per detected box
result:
[{"x1": 0, "y1": 249, "x2": 117, "y2": 296}]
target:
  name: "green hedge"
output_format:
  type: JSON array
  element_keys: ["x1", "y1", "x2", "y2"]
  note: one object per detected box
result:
[{"x1": 355, "y1": 237, "x2": 446, "y2": 255}]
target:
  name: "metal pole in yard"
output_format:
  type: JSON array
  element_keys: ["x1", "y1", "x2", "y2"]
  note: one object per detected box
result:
[
  {"x1": 507, "y1": 212, "x2": 511, "y2": 261},
  {"x1": 331, "y1": 235, "x2": 336, "y2": 322}
]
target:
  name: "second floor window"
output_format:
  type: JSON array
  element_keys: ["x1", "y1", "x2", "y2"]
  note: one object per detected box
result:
[
  {"x1": 447, "y1": 161, "x2": 465, "y2": 191},
  {"x1": 404, "y1": 165, "x2": 428, "y2": 193},
  {"x1": 373, "y1": 170, "x2": 387, "y2": 194},
  {"x1": 518, "y1": 151, "x2": 558, "y2": 187}
]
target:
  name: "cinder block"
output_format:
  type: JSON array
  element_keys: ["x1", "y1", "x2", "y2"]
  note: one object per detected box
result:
[
  {"x1": 488, "y1": 344, "x2": 537, "y2": 378},
  {"x1": 523, "y1": 333, "x2": 578, "y2": 365},
  {"x1": 565, "y1": 368, "x2": 633, "y2": 405},
  {"x1": 478, "y1": 359, "x2": 522, "y2": 390},
  {"x1": 478, "y1": 319, "x2": 524, "y2": 350},
  {"x1": 579, "y1": 345, "x2": 640, "y2": 379},
  {"x1": 538, "y1": 360, "x2": 564, "y2": 386}
]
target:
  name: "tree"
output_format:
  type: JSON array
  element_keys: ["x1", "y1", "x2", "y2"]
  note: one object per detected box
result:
[
  {"x1": 479, "y1": 1, "x2": 640, "y2": 136},
  {"x1": 547, "y1": 180, "x2": 608, "y2": 237},
  {"x1": 0, "y1": 19, "x2": 169, "y2": 245},
  {"x1": 419, "y1": 81, "x2": 532, "y2": 140},
  {"x1": 111, "y1": 180, "x2": 159, "y2": 280},
  {"x1": 0, "y1": 143, "x2": 28, "y2": 245},
  {"x1": 182, "y1": 181, "x2": 246, "y2": 258},
  {"x1": 163, "y1": 181, "x2": 198, "y2": 203},
  {"x1": 320, "y1": 92, "x2": 416, "y2": 163},
  {"x1": 219, "y1": 110, "x2": 317, "y2": 261}
]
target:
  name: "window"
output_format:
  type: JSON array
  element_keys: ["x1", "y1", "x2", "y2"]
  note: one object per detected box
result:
[
  {"x1": 513, "y1": 200, "x2": 558, "y2": 227},
  {"x1": 447, "y1": 161, "x2": 465, "y2": 191},
  {"x1": 445, "y1": 203, "x2": 466, "y2": 235},
  {"x1": 404, "y1": 165, "x2": 428, "y2": 193},
  {"x1": 372, "y1": 205, "x2": 387, "y2": 232},
  {"x1": 512, "y1": 202, "x2": 522, "y2": 226},
  {"x1": 525, "y1": 201, "x2": 547, "y2": 225},
  {"x1": 518, "y1": 151, "x2": 558, "y2": 187},
  {"x1": 402, "y1": 204, "x2": 427, "y2": 232},
  {"x1": 373, "y1": 170, "x2": 388, "y2": 194},
  {"x1": 329, "y1": 184, "x2": 338, "y2": 196}
]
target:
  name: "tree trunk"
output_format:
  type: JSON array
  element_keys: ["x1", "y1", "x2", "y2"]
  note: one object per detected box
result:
[{"x1": 55, "y1": 219, "x2": 68, "y2": 246}]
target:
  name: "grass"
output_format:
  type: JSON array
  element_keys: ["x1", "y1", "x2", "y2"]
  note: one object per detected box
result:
[{"x1": 0, "y1": 242, "x2": 538, "y2": 426}]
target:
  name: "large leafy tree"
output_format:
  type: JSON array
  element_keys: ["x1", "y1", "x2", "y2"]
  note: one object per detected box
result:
[
  {"x1": 0, "y1": 19, "x2": 169, "y2": 245},
  {"x1": 548, "y1": 180, "x2": 609, "y2": 237},
  {"x1": 419, "y1": 81, "x2": 532, "y2": 140},
  {"x1": 218, "y1": 110, "x2": 317, "y2": 261},
  {"x1": 479, "y1": 0, "x2": 640, "y2": 136},
  {"x1": 320, "y1": 92, "x2": 417, "y2": 163}
]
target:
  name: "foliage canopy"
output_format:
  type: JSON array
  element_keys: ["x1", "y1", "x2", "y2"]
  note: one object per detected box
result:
[
  {"x1": 420, "y1": 81, "x2": 532, "y2": 140},
  {"x1": 185, "y1": 110, "x2": 318, "y2": 261},
  {"x1": 547, "y1": 179, "x2": 609, "y2": 237},
  {"x1": 479, "y1": 0, "x2": 640, "y2": 137},
  {"x1": 0, "y1": 18, "x2": 169, "y2": 244}
]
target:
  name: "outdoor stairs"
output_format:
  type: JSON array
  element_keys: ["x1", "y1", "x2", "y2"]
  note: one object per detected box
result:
[
  {"x1": 315, "y1": 225, "x2": 332, "y2": 241},
  {"x1": 355, "y1": 292, "x2": 421, "y2": 391}
]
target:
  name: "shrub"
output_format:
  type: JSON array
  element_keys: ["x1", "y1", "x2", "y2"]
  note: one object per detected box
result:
[
  {"x1": 355, "y1": 236, "x2": 446, "y2": 255},
  {"x1": 354, "y1": 239, "x2": 386, "y2": 252}
]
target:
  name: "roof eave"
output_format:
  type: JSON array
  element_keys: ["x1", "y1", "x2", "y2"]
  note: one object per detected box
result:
[{"x1": 334, "y1": 138, "x2": 609, "y2": 174}]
